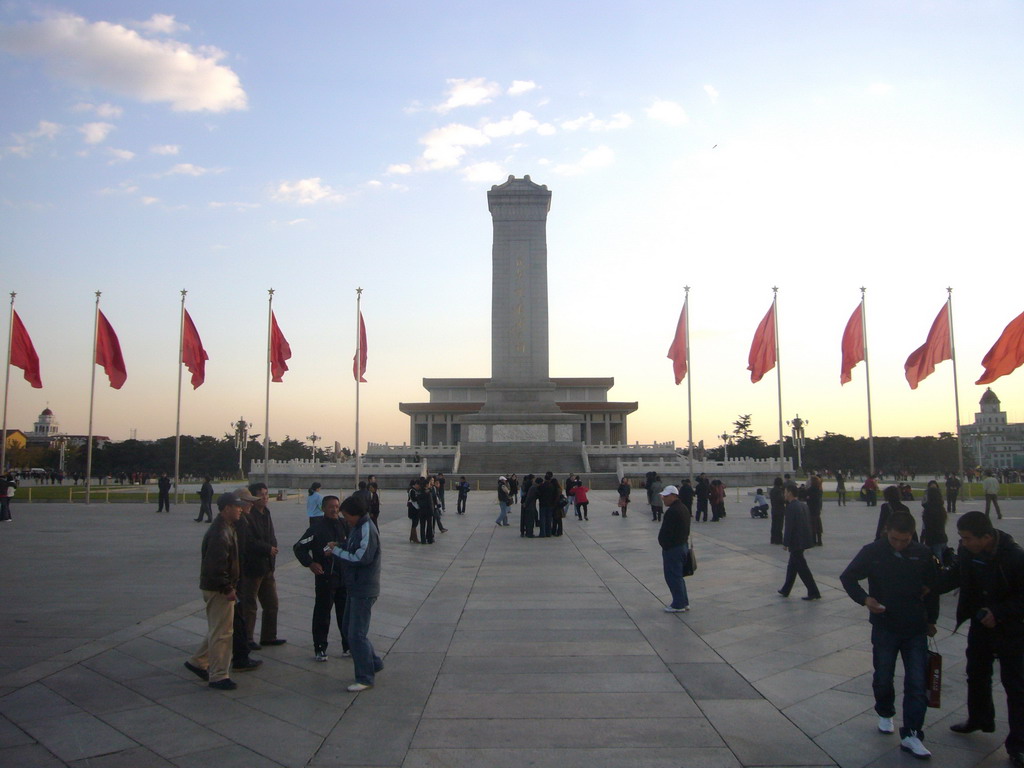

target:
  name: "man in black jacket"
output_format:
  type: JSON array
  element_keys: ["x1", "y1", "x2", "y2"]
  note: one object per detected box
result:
[
  {"x1": 156, "y1": 473, "x2": 171, "y2": 513},
  {"x1": 841, "y1": 510, "x2": 938, "y2": 759},
  {"x1": 195, "y1": 476, "x2": 214, "y2": 523},
  {"x1": 658, "y1": 486, "x2": 691, "y2": 613},
  {"x1": 778, "y1": 483, "x2": 821, "y2": 600},
  {"x1": 240, "y1": 483, "x2": 286, "y2": 650},
  {"x1": 293, "y1": 495, "x2": 350, "y2": 662},
  {"x1": 941, "y1": 511, "x2": 1024, "y2": 767}
]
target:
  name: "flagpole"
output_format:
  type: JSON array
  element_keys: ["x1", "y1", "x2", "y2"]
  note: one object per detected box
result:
[
  {"x1": 1, "y1": 293, "x2": 15, "y2": 474},
  {"x1": 684, "y1": 286, "x2": 694, "y2": 483},
  {"x1": 947, "y1": 287, "x2": 965, "y2": 479},
  {"x1": 264, "y1": 289, "x2": 274, "y2": 488},
  {"x1": 174, "y1": 289, "x2": 186, "y2": 504},
  {"x1": 860, "y1": 287, "x2": 875, "y2": 476},
  {"x1": 354, "y1": 287, "x2": 362, "y2": 488},
  {"x1": 86, "y1": 291, "x2": 100, "y2": 505},
  {"x1": 772, "y1": 287, "x2": 785, "y2": 475}
]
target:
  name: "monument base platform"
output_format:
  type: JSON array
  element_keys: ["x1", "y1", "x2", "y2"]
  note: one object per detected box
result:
[{"x1": 456, "y1": 441, "x2": 585, "y2": 476}]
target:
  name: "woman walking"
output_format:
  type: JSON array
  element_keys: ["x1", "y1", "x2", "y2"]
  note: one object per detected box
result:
[
  {"x1": 807, "y1": 474, "x2": 824, "y2": 546},
  {"x1": 920, "y1": 485, "x2": 948, "y2": 561}
]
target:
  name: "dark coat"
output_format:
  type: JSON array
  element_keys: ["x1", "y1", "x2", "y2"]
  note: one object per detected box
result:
[
  {"x1": 199, "y1": 515, "x2": 239, "y2": 593},
  {"x1": 293, "y1": 515, "x2": 349, "y2": 585},
  {"x1": 941, "y1": 530, "x2": 1024, "y2": 646},
  {"x1": 658, "y1": 500, "x2": 691, "y2": 550},
  {"x1": 920, "y1": 500, "x2": 947, "y2": 546},
  {"x1": 840, "y1": 538, "x2": 939, "y2": 636},
  {"x1": 240, "y1": 507, "x2": 277, "y2": 578},
  {"x1": 334, "y1": 516, "x2": 381, "y2": 598},
  {"x1": 782, "y1": 499, "x2": 814, "y2": 552}
]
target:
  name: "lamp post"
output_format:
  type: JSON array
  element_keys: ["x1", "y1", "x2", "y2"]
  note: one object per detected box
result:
[
  {"x1": 787, "y1": 414, "x2": 808, "y2": 473},
  {"x1": 718, "y1": 431, "x2": 732, "y2": 461},
  {"x1": 232, "y1": 417, "x2": 251, "y2": 477},
  {"x1": 307, "y1": 432, "x2": 320, "y2": 463},
  {"x1": 54, "y1": 435, "x2": 70, "y2": 473}
]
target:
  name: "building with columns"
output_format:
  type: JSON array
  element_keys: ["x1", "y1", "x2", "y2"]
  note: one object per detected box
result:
[{"x1": 399, "y1": 377, "x2": 637, "y2": 446}]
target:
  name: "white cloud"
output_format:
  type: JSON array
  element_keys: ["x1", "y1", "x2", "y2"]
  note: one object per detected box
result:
[
  {"x1": 868, "y1": 82, "x2": 893, "y2": 95},
  {"x1": 560, "y1": 112, "x2": 631, "y2": 132},
  {"x1": 704, "y1": 84, "x2": 719, "y2": 104},
  {"x1": 461, "y1": 162, "x2": 506, "y2": 183},
  {"x1": 553, "y1": 145, "x2": 615, "y2": 176},
  {"x1": 80, "y1": 121, "x2": 114, "y2": 143},
  {"x1": 73, "y1": 101, "x2": 123, "y2": 118},
  {"x1": 150, "y1": 144, "x2": 179, "y2": 155},
  {"x1": 386, "y1": 163, "x2": 412, "y2": 175},
  {"x1": 536, "y1": 123, "x2": 556, "y2": 136},
  {"x1": 646, "y1": 100, "x2": 689, "y2": 126},
  {"x1": 285, "y1": 218, "x2": 308, "y2": 225},
  {"x1": 165, "y1": 162, "x2": 215, "y2": 176},
  {"x1": 507, "y1": 80, "x2": 537, "y2": 96},
  {"x1": 418, "y1": 123, "x2": 489, "y2": 170},
  {"x1": 273, "y1": 177, "x2": 344, "y2": 205},
  {"x1": 209, "y1": 200, "x2": 260, "y2": 210},
  {"x1": 97, "y1": 181, "x2": 138, "y2": 195},
  {"x1": 141, "y1": 196, "x2": 159, "y2": 205},
  {"x1": 0, "y1": 12, "x2": 247, "y2": 112},
  {"x1": 434, "y1": 77, "x2": 500, "y2": 112},
  {"x1": 133, "y1": 14, "x2": 189, "y2": 35},
  {"x1": 366, "y1": 180, "x2": 383, "y2": 188},
  {"x1": 106, "y1": 147, "x2": 134, "y2": 162},
  {"x1": 482, "y1": 110, "x2": 542, "y2": 138}
]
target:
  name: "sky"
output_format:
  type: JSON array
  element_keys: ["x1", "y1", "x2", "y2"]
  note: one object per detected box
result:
[{"x1": 1, "y1": 0, "x2": 1022, "y2": 456}]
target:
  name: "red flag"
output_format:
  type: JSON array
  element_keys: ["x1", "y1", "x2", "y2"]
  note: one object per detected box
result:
[
  {"x1": 977, "y1": 309, "x2": 1024, "y2": 385},
  {"x1": 96, "y1": 310, "x2": 127, "y2": 389},
  {"x1": 747, "y1": 302, "x2": 776, "y2": 383},
  {"x1": 905, "y1": 303, "x2": 951, "y2": 390},
  {"x1": 10, "y1": 310, "x2": 42, "y2": 388},
  {"x1": 666, "y1": 299, "x2": 688, "y2": 384},
  {"x1": 353, "y1": 311, "x2": 367, "y2": 383},
  {"x1": 270, "y1": 311, "x2": 291, "y2": 382},
  {"x1": 182, "y1": 309, "x2": 209, "y2": 389},
  {"x1": 840, "y1": 303, "x2": 864, "y2": 385}
]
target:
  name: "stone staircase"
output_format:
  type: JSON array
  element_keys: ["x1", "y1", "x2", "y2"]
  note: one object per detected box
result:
[{"x1": 456, "y1": 442, "x2": 585, "y2": 476}]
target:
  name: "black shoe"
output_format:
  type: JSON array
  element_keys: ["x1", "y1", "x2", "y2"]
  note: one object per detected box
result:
[
  {"x1": 193, "y1": 518, "x2": 203, "y2": 522},
  {"x1": 234, "y1": 658, "x2": 262, "y2": 672},
  {"x1": 1009, "y1": 751, "x2": 1024, "y2": 768},
  {"x1": 778, "y1": 590, "x2": 790, "y2": 597},
  {"x1": 247, "y1": 641, "x2": 261, "y2": 651},
  {"x1": 261, "y1": 638, "x2": 286, "y2": 646},
  {"x1": 802, "y1": 595, "x2": 822, "y2": 601},
  {"x1": 184, "y1": 661, "x2": 208, "y2": 681},
  {"x1": 208, "y1": 678, "x2": 237, "y2": 690},
  {"x1": 949, "y1": 721, "x2": 995, "y2": 734}
]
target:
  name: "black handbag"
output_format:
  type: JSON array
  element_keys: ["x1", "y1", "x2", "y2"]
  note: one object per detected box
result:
[{"x1": 684, "y1": 539, "x2": 697, "y2": 576}]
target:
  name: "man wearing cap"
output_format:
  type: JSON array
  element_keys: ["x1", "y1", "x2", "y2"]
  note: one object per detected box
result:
[
  {"x1": 658, "y1": 485, "x2": 692, "y2": 613},
  {"x1": 240, "y1": 482, "x2": 286, "y2": 650},
  {"x1": 185, "y1": 492, "x2": 243, "y2": 690}
]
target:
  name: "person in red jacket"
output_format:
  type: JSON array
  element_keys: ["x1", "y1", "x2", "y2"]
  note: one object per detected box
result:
[{"x1": 570, "y1": 482, "x2": 590, "y2": 521}]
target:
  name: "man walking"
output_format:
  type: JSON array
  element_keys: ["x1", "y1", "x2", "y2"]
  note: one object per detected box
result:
[
  {"x1": 648, "y1": 473, "x2": 664, "y2": 522},
  {"x1": 778, "y1": 482, "x2": 821, "y2": 600},
  {"x1": 240, "y1": 482, "x2": 286, "y2": 650},
  {"x1": 840, "y1": 510, "x2": 938, "y2": 759},
  {"x1": 293, "y1": 495, "x2": 349, "y2": 662},
  {"x1": 983, "y1": 471, "x2": 1003, "y2": 520},
  {"x1": 156, "y1": 472, "x2": 171, "y2": 513},
  {"x1": 658, "y1": 486, "x2": 691, "y2": 613},
  {"x1": 195, "y1": 476, "x2": 214, "y2": 523},
  {"x1": 0, "y1": 473, "x2": 16, "y2": 522},
  {"x1": 185, "y1": 492, "x2": 243, "y2": 690},
  {"x1": 328, "y1": 496, "x2": 383, "y2": 692},
  {"x1": 941, "y1": 511, "x2": 1024, "y2": 766}
]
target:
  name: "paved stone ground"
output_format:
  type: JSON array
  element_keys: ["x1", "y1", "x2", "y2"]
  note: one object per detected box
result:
[{"x1": 1, "y1": 488, "x2": 1021, "y2": 767}]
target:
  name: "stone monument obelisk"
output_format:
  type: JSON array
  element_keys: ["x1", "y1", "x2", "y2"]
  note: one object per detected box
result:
[{"x1": 463, "y1": 175, "x2": 578, "y2": 443}]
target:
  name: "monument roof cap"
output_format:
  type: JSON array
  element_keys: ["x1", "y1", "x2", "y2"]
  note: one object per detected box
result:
[
  {"x1": 981, "y1": 388, "x2": 1000, "y2": 405},
  {"x1": 489, "y1": 174, "x2": 549, "y2": 192}
]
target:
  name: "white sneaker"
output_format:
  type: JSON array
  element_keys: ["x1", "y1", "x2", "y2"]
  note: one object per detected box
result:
[
  {"x1": 347, "y1": 682, "x2": 373, "y2": 692},
  {"x1": 315, "y1": 650, "x2": 328, "y2": 663},
  {"x1": 878, "y1": 716, "x2": 895, "y2": 734},
  {"x1": 900, "y1": 733, "x2": 931, "y2": 759},
  {"x1": 664, "y1": 605, "x2": 690, "y2": 612}
]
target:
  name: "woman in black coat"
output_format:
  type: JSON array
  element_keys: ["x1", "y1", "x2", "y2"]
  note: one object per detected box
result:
[{"x1": 920, "y1": 485, "x2": 948, "y2": 561}]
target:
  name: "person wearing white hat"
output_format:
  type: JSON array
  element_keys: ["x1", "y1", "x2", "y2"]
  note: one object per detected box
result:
[{"x1": 658, "y1": 486, "x2": 691, "y2": 613}]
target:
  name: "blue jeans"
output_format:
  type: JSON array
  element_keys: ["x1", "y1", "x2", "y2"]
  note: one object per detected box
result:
[
  {"x1": 662, "y1": 545, "x2": 690, "y2": 609},
  {"x1": 496, "y1": 501, "x2": 509, "y2": 525},
  {"x1": 343, "y1": 594, "x2": 382, "y2": 685},
  {"x1": 539, "y1": 506, "x2": 553, "y2": 537},
  {"x1": 871, "y1": 625, "x2": 927, "y2": 737}
]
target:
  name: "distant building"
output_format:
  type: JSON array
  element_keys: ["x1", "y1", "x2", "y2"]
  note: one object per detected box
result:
[
  {"x1": 19, "y1": 408, "x2": 109, "y2": 450},
  {"x1": 962, "y1": 388, "x2": 1024, "y2": 469},
  {"x1": 4, "y1": 429, "x2": 27, "y2": 451}
]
